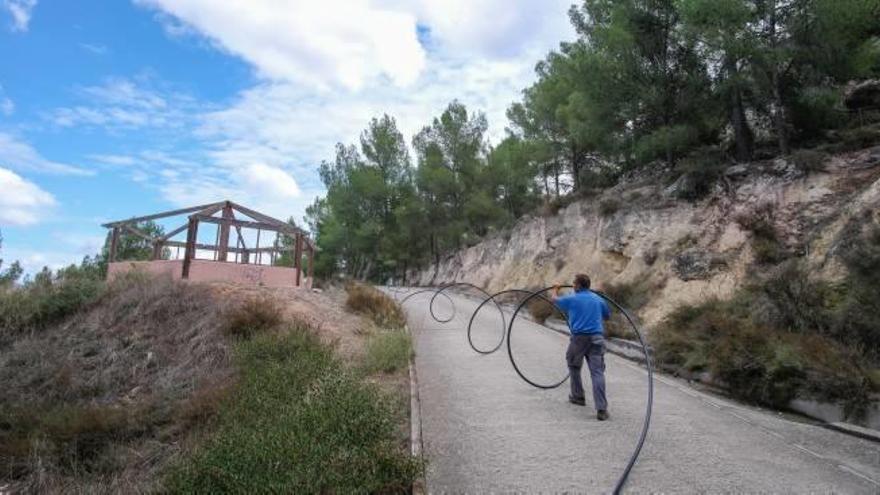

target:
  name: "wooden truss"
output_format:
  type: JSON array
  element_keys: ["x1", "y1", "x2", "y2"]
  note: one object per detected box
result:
[{"x1": 102, "y1": 200, "x2": 316, "y2": 285}]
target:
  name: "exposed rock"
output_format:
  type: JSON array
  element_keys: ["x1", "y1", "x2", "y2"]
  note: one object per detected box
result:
[
  {"x1": 724, "y1": 164, "x2": 749, "y2": 179},
  {"x1": 844, "y1": 79, "x2": 880, "y2": 109},
  {"x1": 408, "y1": 146, "x2": 880, "y2": 327},
  {"x1": 671, "y1": 250, "x2": 727, "y2": 281}
]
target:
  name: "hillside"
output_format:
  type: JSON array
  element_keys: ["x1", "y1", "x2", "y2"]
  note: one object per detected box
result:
[
  {"x1": 0, "y1": 274, "x2": 418, "y2": 493},
  {"x1": 408, "y1": 145, "x2": 880, "y2": 327}
]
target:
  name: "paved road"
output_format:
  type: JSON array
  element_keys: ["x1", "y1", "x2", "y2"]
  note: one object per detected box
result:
[{"x1": 394, "y1": 288, "x2": 880, "y2": 494}]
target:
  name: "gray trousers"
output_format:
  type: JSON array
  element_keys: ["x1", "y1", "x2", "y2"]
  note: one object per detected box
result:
[{"x1": 566, "y1": 334, "x2": 608, "y2": 411}]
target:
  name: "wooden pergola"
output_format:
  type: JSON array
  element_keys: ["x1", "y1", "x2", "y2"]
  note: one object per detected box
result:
[{"x1": 102, "y1": 200, "x2": 315, "y2": 286}]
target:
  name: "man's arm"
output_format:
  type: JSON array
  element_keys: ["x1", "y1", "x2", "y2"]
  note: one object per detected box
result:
[
  {"x1": 601, "y1": 300, "x2": 611, "y2": 320},
  {"x1": 552, "y1": 285, "x2": 572, "y2": 312}
]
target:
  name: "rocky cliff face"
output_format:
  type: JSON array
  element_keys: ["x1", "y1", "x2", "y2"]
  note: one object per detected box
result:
[{"x1": 409, "y1": 146, "x2": 880, "y2": 327}]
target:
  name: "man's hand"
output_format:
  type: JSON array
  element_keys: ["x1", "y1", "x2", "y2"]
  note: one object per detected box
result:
[{"x1": 552, "y1": 284, "x2": 561, "y2": 300}]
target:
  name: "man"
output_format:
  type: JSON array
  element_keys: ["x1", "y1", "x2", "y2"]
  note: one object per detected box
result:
[{"x1": 552, "y1": 274, "x2": 611, "y2": 421}]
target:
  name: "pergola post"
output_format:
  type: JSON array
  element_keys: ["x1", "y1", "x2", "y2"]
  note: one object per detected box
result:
[
  {"x1": 109, "y1": 227, "x2": 120, "y2": 262},
  {"x1": 307, "y1": 245, "x2": 315, "y2": 287},
  {"x1": 217, "y1": 202, "x2": 233, "y2": 262},
  {"x1": 152, "y1": 241, "x2": 164, "y2": 261},
  {"x1": 294, "y1": 233, "x2": 303, "y2": 286},
  {"x1": 181, "y1": 217, "x2": 199, "y2": 279}
]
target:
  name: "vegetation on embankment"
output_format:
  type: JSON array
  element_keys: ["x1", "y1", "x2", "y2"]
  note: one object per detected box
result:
[
  {"x1": 345, "y1": 283, "x2": 413, "y2": 375},
  {"x1": 0, "y1": 270, "x2": 420, "y2": 493},
  {"x1": 653, "y1": 223, "x2": 880, "y2": 419},
  {"x1": 165, "y1": 325, "x2": 420, "y2": 493},
  {"x1": 0, "y1": 272, "x2": 231, "y2": 492}
]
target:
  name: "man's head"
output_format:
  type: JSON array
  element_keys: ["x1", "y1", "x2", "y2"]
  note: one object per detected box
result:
[{"x1": 573, "y1": 273, "x2": 591, "y2": 292}]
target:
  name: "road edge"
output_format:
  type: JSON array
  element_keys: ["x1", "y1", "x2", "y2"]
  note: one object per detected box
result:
[{"x1": 407, "y1": 324, "x2": 426, "y2": 495}]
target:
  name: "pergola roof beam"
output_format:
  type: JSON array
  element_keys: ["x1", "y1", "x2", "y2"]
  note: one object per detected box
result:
[{"x1": 102, "y1": 201, "x2": 226, "y2": 228}]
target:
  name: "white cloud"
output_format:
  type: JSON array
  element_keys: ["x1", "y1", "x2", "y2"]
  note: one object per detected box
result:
[
  {"x1": 2, "y1": 0, "x2": 36, "y2": 32},
  {"x1": 88, "y1": 153, "x2": 137, "y2": 166},
  {"x1": 407, "y1": 0, "x2": 573, "y2": 58},
  {"x1": 79, "y1": 42, "x2": 109, "y2": 55},
  {"x1": 0, "y1": 132, "x2": 92, "y2": 175},
  {"x1": 0, "y1": 167, "x2": 56, "y2": 225},
  {"x1": 136, "y1": 0, "x2": 426, "y2": 89},
  {"x1": 48, "y1": 77, "x2": 194, "y2": 131},
  {"x1": 84, "y1": 1, "x2": 576, "y2": 223},
  {"x1": 243, "y1": 162, "x2": 301, "y2": 199}
]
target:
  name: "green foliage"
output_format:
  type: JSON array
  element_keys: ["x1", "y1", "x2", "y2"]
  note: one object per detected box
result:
[
  {"x1": 103, "y1": 220, "x2": 167, "y2": 262},
  {"x1": 672, "y1": 150, "x2": 727, "y2": 201},
  {"x1": 0, "y1": 258, "x2": 105, "y2": 341},
  {"x1": 307, "y1": 0, "x2": 880, "y2": 280},
  {"x1": 363, "y1": 329, "x2": 413, "y2": 374},
  {"x1": 164, "y1": 329, "x2": 421, "y2": 493}
]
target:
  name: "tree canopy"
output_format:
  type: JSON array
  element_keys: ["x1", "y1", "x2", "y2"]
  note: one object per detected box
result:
[{"x1": 307, "y1": 0, "x2": 880, "y2": 281}]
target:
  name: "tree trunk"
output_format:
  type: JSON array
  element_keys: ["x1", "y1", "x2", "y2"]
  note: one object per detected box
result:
[
  {"x1": 725, "y1": 56, "x2": 753, "y2": 162},
  {"x1": 554, "y1": 160, "x2": 560, "y2": 197},
  {"x1": 768, "y1": 1, "x2": 789, "y2": 155}
]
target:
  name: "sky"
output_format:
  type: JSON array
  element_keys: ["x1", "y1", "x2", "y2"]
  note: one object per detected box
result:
[{"x1": 0, "y1": 0, "x2": 575, "y2": 274}]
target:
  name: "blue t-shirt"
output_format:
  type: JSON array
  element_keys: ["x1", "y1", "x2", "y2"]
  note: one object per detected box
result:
[{"x1": 554, "y1": 290, "x2": 611, "y2": 335}]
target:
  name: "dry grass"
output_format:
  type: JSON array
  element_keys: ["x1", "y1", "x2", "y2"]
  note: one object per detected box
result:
[
  {"x1": 0, "y1": 273, "x2": 233, "y2": 493},
  {"x1": 345, "y1": 283, "x2": 406, "y2": 329},
  {"x1": 653, "y1": 261, "x2": 878, "y2": 419},
  {"x1": 222, "y1": 296, "x2": 284, "y2": 339}
]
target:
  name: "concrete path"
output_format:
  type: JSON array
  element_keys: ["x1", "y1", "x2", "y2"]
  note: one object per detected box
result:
[{"x1": 395, "y1": 288, "x2": 880, "y2": 494}]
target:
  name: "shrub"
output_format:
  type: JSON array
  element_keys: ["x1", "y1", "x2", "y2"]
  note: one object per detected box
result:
[
  {"x1": 222, "y1": 297, "x2": 284, "y2": 339},
  {"x1": 164, "y1": 328, "x2": 421, "y2": 493},
  {"x1": 599, "y1": 198, "x2": 621, "y2": 216},
  {"x1": 527, "y1": 296, "x2": 557, "y2": 324},
  {"x1": 790, "y1": 149, "x2": 828, "y2": 174},
  {"x1": 653, "y1": 261, "x2": 876, "y2": 418},
  {"x1": 601, "y1": 280, "x2": 654, "y2": 340},
  {"x1": 345, "y1": 283, "x2": 406, "y2": 329},
  {"x1": 672, "y1": 149, "x2": 727, "y2": 201},
  {"x1": 363, "y1": 329, "x2": 412, "y2": 374},
  {"x1": 736, "y1": 204, "x2": 788, "y2": 264}
]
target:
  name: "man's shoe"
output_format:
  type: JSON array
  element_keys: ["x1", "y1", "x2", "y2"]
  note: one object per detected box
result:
[
  {"x1": 568, "y1": 396, "x2": 586, "y2": 406},
  {"x1": 597, "y1": 410, "x2": 610, "y2": 421}
]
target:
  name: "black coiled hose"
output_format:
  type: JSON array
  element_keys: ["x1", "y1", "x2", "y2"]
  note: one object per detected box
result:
[{"x1": 396, "y1": 283, "x2": 654, "y2": 494}]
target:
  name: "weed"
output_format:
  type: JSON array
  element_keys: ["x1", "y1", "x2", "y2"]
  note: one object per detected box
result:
[
  {"x1": 363, "y1": 329, "x2": 413, "y2": 374},
  {"x1": 164, "y1": 328, "x2": 421, "y2": 493},
  {"x1": 345, "y1": 283, "x2": 407, "y2": 329}
]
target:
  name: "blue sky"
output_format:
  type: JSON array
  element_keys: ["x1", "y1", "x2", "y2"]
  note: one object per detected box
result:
[{"x1": 0, "y1": 0, "x2": 573, "y2": 274}]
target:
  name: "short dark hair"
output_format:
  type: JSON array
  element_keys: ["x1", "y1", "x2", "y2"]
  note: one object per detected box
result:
[{"x1": 573, "y1": 274, "x2": 591, "y2": 291}]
